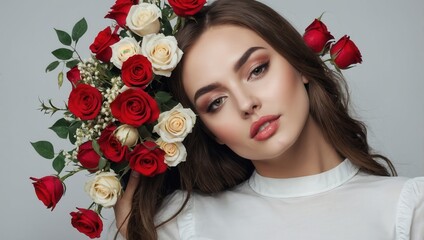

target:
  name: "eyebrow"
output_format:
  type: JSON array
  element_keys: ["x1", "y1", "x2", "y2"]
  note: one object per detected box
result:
[
  {"x1": 193, "y1": 46, "x2": 265, "y2": 104},
  {"x1": 193, "y1": 83, "x2": 221, "y2": 104},
  {"x1": 233, "y1": 46, "x2": 265, "y2": 72}
]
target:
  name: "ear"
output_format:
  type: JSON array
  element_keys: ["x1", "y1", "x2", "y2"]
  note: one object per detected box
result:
[{"x1": 301, "y1": 75, "x2": 309, "y2": 84}]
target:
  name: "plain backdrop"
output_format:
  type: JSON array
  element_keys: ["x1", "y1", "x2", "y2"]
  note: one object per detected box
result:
[{"x1": 0, "y1": 0, "x2": 423, "y2": 239}]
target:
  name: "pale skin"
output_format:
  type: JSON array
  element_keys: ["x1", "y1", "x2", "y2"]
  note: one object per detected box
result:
[{"x1": 114, "y1": 25, "x2": 342, "y2": 235}]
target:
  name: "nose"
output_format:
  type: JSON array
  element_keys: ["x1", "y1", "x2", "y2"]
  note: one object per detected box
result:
[{"x1": 232, "y1": 86, "x2": 260, "y2": 118}]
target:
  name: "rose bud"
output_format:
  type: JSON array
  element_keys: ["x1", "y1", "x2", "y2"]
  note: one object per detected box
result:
[
  {"x1": 77, "y1": 141, "x2": 101, "y2": 172},
  {"x1": 70, "y1": 208, "x2": 103, "y2": 239},
  {"x1": 303, "y1": 19, "x2": 334, "y2": 54},
  {"x1": 30, "y1": 176, "x2": 64, "y2": 210},
  {"x1": 114, "y1": 124, "x2": 140, "y2": 147},
  {"x1": 98, "y1": 123, "x2": 128, "y2": 163},
  {"x1": 330, "y1": 35, "x2": 362, "y2": 69},
  {"x1": 66, "y1": 66, "x2": 81, "y2": 87}
]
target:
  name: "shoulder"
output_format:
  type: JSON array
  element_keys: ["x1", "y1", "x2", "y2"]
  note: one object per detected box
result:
[
  {"x1": 396, "y1": 177, "x2": 424, "y2": 240},
  {"x1": 344, "y1": 171, "x2": 410, "y2": 201}
]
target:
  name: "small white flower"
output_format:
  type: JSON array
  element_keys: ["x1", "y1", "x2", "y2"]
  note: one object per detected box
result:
[
  {"x1": 84, "y1": 171, "x2": 122, "y2": 208},
  {"x1": 156, "y1": 138, "x2": 187, "y2": 167},
  {"x1": 126, "y1": 3, "x2": 161, "y2": 37},
  {"x1": 153, "y1": 103, "x2": 196, "y2": 142},
  {"x1": 141, "y1": 33, "x2": 183, "y2": 77},
  {"x1": 110, "y1": 37, "x2": 140, "y2": 69}
]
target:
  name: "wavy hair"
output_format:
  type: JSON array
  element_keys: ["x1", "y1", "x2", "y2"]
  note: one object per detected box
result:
[{"x1": 124, "y1": 0, "x2": 396, "y2": 239}]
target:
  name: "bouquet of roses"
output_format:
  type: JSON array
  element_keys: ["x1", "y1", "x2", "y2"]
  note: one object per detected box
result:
[
  {"x1": 302, "y1": 14, "x2": 362, "y2": 70},
  {"x1": 30, "y1": 0, "x2": 205, "y2": 238}
]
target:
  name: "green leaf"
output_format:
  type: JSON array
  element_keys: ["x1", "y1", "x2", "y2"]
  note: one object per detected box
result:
[
  {"x1": 52, "y1": 48, "x2": 73, "y2": 60},
  {"x1": 155, "y1": 91, "x2": 173, "y2": 103},
  {"x1": 49, "y1": 118, "x2": 71, "y2": 139},
  {"x1": 52, "y1": 152, "x2": 66, "y2": 174},
  {"x1": 58, "y1": 72, "x2": 64, "y2": 88},
  {"x1": 54, "y1": 28, "x2": 72, "y2": 46},
  {"x1": 66, "y1": 59, "x2": 80, "y2": 69},
  {"x1": 68, "y1": 120, "x2": 82, "y2": 144},
  {"x1": 98, "y1": 157, "x2": 108, "y2": 170},
  {"x1": 91, "y1": 139, "x2": 102, "y2": 157},
  {"x1": 31, "y1": 141, "x2": 55, "y2": 159},
  {"x1": 72, "y1": 18, "x2": 88, "y2": 43},
  {"x1": 45, "y1": 61, "x2": 60, "y2": 73}
]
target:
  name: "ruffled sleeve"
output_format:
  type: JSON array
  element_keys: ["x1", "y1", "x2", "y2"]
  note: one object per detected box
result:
[{"x1": 396, "y1": 177, "x2": 424, "y2": 240}]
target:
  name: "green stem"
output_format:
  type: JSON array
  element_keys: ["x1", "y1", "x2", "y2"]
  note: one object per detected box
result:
[{"x1": 60, "y1": 169, "x2": 82, "y2": 181}]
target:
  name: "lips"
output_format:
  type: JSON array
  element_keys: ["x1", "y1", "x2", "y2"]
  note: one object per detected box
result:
[{"x1": 250, "y1": 115, "x2": 281, "y2": 140}]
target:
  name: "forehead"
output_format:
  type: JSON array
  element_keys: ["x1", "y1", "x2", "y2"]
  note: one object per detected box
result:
[{"x1": 182, "y1": 25, "x2": 270, "y2": 98}]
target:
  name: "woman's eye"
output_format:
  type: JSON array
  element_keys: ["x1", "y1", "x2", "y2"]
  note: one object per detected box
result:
[
  {"x1": 248, "y1": 61, "x2": 269, "y2": 80},
  {"x1": 207, "y1": 97, "x2": 226, "y2": 113}
]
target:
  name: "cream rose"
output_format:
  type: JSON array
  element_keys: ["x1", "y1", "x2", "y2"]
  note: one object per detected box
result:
[
  {"x1": 84, "y1": 171, "x2": 122, "y2": 208},
  {"x1": 141, "y1": 33, "x2": 183, "y2": 77},
  {"x1": 110, "y1": 37, "x2": 140, "y2": 69},
  {"x1": 153, "y1": 103, "x2": 196, "y2": 142},
  {"x1": 126, "y1": 3, "x2": 161, "y2": 37},
  {"x1": 114, "y1": 124, "x2": 139, "y2": 147},
  {"x1": 157, "y1": 138, "x2": 187, "y2": 167}
]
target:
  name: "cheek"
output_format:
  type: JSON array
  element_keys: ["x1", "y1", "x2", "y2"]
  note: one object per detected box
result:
[{"x1": 201, "y1": 113, "x2": 244, "y2": 145}]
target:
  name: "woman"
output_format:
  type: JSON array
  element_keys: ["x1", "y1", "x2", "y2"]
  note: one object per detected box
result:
[{"x1": 112, "y1": 0, "x2": 423, "y2": 239}]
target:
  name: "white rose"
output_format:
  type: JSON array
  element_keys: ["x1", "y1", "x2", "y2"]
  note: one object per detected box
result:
[
  {"x1": 157, "y1": 138, "x2": 187, "y2": 167},
  {"x1": 84, "y1": 171, "x2": 122, "y2": 208},
  {"x1": 126, "y1": 3, "x2": 161, "y2": 37},
  {"x1": 114, "y1": 124, "x2": 139, "y2": 147},
  {"x1": 153, "y1": 103, "x2": 196, "y2": 142},
  {"x1": 141, "y1": 33, "x2": 183, "y2": 77},
  {"x1": 110, "y1": 37, "x2": 140, "y2": 69}
]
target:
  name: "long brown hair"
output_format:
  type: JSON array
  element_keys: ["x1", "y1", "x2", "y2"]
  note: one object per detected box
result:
[{"x1": 125, "y1": 0, "x2": 396, "y2": 239}]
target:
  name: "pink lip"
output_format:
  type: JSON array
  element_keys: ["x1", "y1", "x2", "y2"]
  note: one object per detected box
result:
[{"x1": 250, "y1": 115, "x2": 281, "y2": 140}]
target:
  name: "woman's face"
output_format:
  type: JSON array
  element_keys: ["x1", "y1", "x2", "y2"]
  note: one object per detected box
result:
[{"x1": 182, "y1": 25, "x2": 310, "y2": 162}]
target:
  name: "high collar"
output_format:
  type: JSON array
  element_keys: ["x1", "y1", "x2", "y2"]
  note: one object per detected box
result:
[{"x1": 248, "y1": 159, "x2": 359, "y2": 198}]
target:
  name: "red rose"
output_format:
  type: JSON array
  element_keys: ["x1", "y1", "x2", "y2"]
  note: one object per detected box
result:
[
  {"x1": 330, "y1": 35, "x2": 362, "y2": 69},
  {"x1": 66, "y1": 66, "x2": 81, "y2": 87},
  {"x1": 98, "y1": 123, "x2": 128, "y2": 162},
  {"x1": 110, "y1": 88, "x2": 159, "y2": 127},
  {"x1": 121, "y1": 55, "x2": 153, "y2": 88},
  {"x1": 77, "y1": 141, "x2": 100, "y2": 171},
  {"x1": 105, "y1": 0, "x2": 139, "y2": 27},
  {"x1": 303, "y1": 19, "x2": 334, "y2": 54},
  {"x1": 128, "y1": 141, "x2": 167, "y2": 177},
  {"x1": 89, "y1": 26, "x2": 120, "y2": 63},
  {"x1": 30, "y1": 176, "x2": 64, "y2": 210},
  {"x1": 68, "y1": 84, "x2": 103, "y2": 120},
  {"x1": 168, "y1": 0, "x2": 206, "y2": 17},
  {"x1": 70, "y1": 208, "x2": 103, "y2": 239}
]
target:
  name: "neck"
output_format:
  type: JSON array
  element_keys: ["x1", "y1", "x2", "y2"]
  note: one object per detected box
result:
[{"x1": 252, "y1": 116, "x2": 342, "y2": 178}]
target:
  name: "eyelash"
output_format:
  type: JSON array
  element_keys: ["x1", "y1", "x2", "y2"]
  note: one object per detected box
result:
[
  {"x1": 248, "y1": 61, "x2": 269, "y2": 81},
  {"x1": 205, "y1": 61, "x2": 270, "y2": 113},
  {"x1": 206, "y1": 96, "x2": 226, "y2": 113}
]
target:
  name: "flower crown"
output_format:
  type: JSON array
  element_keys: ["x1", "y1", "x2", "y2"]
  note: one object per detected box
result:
[{"x1": 30, "y1": 1, "x2": 361, "y2": 238}]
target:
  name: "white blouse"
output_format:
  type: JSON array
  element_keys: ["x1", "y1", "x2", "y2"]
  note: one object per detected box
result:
[{"x1": 110, "y1": 160, "x2": 424, "y2": 240}]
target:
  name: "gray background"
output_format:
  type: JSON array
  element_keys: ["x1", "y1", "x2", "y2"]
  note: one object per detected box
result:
[{"x1": 0, "y1": 0, "x2": 423, "y2": 239}]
